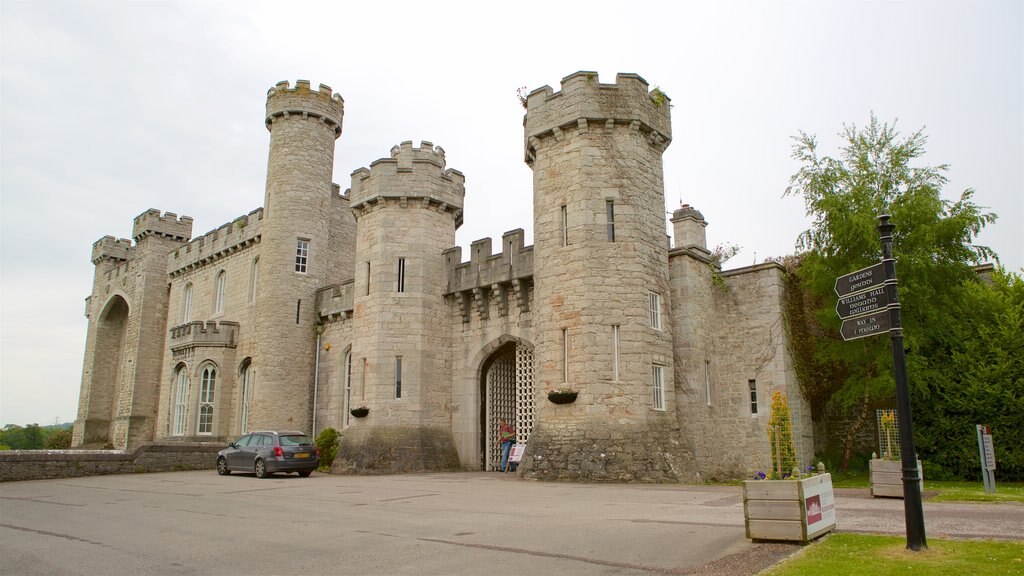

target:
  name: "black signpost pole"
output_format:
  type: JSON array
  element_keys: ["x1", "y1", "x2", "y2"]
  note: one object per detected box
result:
[{"x1": 877, "y1": 214, "x2": 927, "y2": 551}]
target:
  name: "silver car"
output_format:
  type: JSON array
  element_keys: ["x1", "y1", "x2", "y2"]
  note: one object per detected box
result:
[{"x1": 217, "y1": 430, "x2": 319, "y2": 478}]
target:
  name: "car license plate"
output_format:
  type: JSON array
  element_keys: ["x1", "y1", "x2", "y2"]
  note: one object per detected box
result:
[{"x1": 294, "y1": 453, "x2": 309, "y2": 459}]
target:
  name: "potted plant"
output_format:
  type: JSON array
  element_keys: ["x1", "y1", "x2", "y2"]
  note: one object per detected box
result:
[
  {"x1": 350, "y1": 406, "x2": 369, "y2": 418},
  {"x1": 547, "y1": 388, "x2": 578, "y2": 404},
  {"x1": 869, "y1": 409, "x2": 922, "y2": 498},
  {"x1": 743, "y1": 391, "x2": 836, "y2": 542}
]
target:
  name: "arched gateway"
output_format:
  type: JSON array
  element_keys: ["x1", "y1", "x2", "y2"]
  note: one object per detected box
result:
[{"x1": 480, "y1": 340, "x2": 535, "y2": 470}]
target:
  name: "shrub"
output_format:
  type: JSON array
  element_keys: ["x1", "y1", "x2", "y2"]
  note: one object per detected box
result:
[{"x1": 315, "y1": 427, "x2": 340, "y2": 470}]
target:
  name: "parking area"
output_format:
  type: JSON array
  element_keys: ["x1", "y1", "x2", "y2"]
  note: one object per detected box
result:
[{"x1": 1, "y1": 471, "x2": 1020, "y2": 575}]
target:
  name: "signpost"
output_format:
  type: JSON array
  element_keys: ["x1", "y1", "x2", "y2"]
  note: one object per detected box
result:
[
  {"x1": 977, "y1": 425, "x2": 997, "y2": 494},
  {"x1": 833, "y1": 215, "x2": 927, "y2": 551}
]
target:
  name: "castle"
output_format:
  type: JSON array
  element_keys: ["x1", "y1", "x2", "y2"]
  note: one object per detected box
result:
[{"x1": 73, "y1": 72, "x2": 814, "y2": 481}]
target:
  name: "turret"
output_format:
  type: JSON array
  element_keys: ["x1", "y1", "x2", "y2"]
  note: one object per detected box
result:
[
  {"x1": 671, "y1": 204, "x2": 708, "y2": 252},
  {"x1": 335, "y1": 141, "x2": 464, "y2": 473},
  {"x1": 250, "y1": 80, "x2": 345, "y2": 433},
  {"x1": 520, "y1": 71, "x2": 694, "y2": 482}
]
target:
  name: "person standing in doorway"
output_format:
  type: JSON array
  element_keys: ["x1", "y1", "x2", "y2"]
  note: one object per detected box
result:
[{"x1": 498, "y1": 418, "x2": 516, "y2": 472}]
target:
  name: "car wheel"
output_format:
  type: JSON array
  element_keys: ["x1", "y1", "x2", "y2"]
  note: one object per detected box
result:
[
  {"x1": 254, "y1": 459, "x2": 269, "y2": 479},
  {"x1": 217, "y1": 457, "x2": 231, "y2": 476},
  {"x1": 298, "y1": 470, "x2": 312, "y2": 477}
]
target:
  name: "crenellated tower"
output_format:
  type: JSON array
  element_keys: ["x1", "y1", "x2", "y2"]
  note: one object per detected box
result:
[
  {"x1": 73, "y1": 210, "x2": 192, "y2": 449},
  {"x1": 520, "y1": 72, "x2": 695, "y2": 481},
  {"x1": 334, "y1": 141, "x2": 465, "y2": 473},
  {"x1": 250, "y1": 80, "x2": 345, "y2": 432}
]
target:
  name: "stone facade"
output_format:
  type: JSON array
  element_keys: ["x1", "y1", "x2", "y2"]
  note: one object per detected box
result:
[{"x1": 73, "y1": 72, "x2": 815, "y2": 482}]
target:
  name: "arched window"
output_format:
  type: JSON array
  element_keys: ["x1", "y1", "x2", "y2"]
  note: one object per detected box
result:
[
  {"x1": 173, "y1": 366, "x2": 188, "y2": 436},
  {"x1": 343, "y1": 350, "x2": 352, "y2": 428},
  {"x1": 239, "y1": 360, "x2": 254, "y2": 434},
  {"x1": 249, "y1": 257, "x2": 259, "y2": 303},
  {"x1": 181, "y1": 283, "x2": 193, "y2": 323},
  {"x1": 214, "y1": 271, "x2": 227, "y2": 315},
  {"x1": 197, "y1": 365, "x2": 217, "y2": 435}
]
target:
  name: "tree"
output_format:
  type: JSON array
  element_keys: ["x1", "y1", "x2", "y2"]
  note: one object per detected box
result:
[
  {"x1": 784, "y1": 114, "x2": 1004, "y2": 474},
  {"x1": 45, "y1": 428, "x2": 73, "y2": 449}
]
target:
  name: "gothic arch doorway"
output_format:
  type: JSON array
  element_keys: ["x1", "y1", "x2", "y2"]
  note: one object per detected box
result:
[{"x1": 479, "y1": 339, "x2": 536, "y2": 470}]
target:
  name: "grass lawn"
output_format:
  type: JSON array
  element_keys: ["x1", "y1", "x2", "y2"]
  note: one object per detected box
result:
[
  {"x1": 827, "y1": 472, "x2": 1024, "y2": 503},
  {"x1": 760, "y1": 533, "x2": 1024, "y2": 576}
]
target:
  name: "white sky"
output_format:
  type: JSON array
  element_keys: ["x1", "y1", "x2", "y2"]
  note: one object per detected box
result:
[{"x1": 1, "y1": 0, "x2": 1021, "y2": 427}]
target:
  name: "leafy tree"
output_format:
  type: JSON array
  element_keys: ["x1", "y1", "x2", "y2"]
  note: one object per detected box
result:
[
  {"x1": 784, "y1": 114, "x2": 1003, "y2": 473},
  {"x1": 44, "y1": 428, "x2": 73, "y2": 449}
]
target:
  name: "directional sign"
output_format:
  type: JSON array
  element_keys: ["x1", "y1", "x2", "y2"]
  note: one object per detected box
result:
[
  {"x1": 836, "y1": 285, "x2": 892, "y2": 320},
  {"x1": 834, "y1": 262, "x2": 886, "y2": 297},
  {"x1": 840, "y1": 309, "x2": 892, "y2": 341}
]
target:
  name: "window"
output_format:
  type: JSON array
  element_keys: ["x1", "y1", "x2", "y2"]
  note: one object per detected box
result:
[
  {"x1": 181, "y1": 283, "x2": 193, "y2": 323},
  {"x1": 652, "y1": 365, "x2": 665, "y2": 410},
  {"x1": 649, "y1": 291, "x2": 662, "y2": 330},
  {"x1": 173, "y1": 367, "x2": 188, "y2": 436},
  {"x1": 249, "y1": 257, "x2": 259, "y2": 303},
  {"x1": 397, "y1": 258, "x2": 406, "y2": 293},
  {"x1": 240, "y1": 361, "x2": 253, "y2": 434},
  {"x1": 560, "y1": 205, "x2": 568, "y2": 247},
  {"x1": 198, "y1": 366, "x2": 216, "y2": 434},
  {"x1": 295, "y1": 238, "x2": 309, "y2": 273},
  {"x1": 395, "y1": 357, "x2": 402, "y2": 399},
  {"x1": 612, "y1": 325, "x2": 620, "y2": 381},
  {"x1": 365, "y1": 262, "x2": 371, "y2": 295},
  {"x1": 214, "y1": 271, "x2": 226, "y2": 315},
  {"x1": 562, "y1": 328, "x2": 569, "y2": 383},
  {"x1": 343, "y1": 351, "x2": 352, "y2": 428},
  {"x1": 606, "y1": 200, "x2": 616, "y2": 241},
  {"x1": 296, "y1": 300, "x2": 301, "y2": 324},
  {"x1": 749, "y1": 379, "x2": 758, "y2": 415},
  {"x1": 705, "y1": 360, "x2": 713, "y2": 406}
]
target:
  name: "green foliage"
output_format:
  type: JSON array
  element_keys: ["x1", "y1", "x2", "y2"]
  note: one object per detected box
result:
[
  {"x1": 0, "y1": 423, "x2": 73, "y2": 450},
  {"x1": 767, "y1": 391, "x2": 799, "y2": 478},
  {"x1": 315, "y1": 427, "x2": 340, "y2": 470},
  {"x1": 45, "y1": 428, "x2": 73, "y2": 449},
  {"x1": 781, "y1": 114, "x2": 1020, "y2": 478}
]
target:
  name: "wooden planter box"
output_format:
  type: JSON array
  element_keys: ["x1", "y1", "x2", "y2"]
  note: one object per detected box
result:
[
  {"x1": 870, "y1": 459, "x2": 923, "y2": 498},
  {"x1": 743, "y1": 473, "x2": 836, "y2": 542}
]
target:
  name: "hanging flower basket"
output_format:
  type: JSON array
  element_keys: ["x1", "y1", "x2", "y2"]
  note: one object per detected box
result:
[
  {"x1": 547, "y1": 389, "x2": 578, "y2": 404},
  {"x1": 350, "y1": 406, "x2": 369, "y2": 418}
]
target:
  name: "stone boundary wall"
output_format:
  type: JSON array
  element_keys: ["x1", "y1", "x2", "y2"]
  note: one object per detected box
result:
[{"x1": 0, "y1": 442, "x2": 221, "y2": 482}]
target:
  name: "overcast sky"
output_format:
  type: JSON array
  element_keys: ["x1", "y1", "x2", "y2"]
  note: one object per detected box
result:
[{"x1": 1, "y1": 1, "x2": 1021, "y2": 427}]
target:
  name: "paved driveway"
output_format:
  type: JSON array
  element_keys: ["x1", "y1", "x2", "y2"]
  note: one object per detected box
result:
[{"x1": 0, "y1": 472, "x2": 1020, "y2": 575}]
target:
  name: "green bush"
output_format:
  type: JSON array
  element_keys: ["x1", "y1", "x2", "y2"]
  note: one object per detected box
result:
[
  {"x1": 45, "y1": 428, "x2": 72, "y2": 449},
  {"x1": 315, "y1": 427, "x2": 340, "y2": 470}
]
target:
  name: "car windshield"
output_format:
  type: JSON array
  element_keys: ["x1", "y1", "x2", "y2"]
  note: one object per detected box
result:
[{"x1": 279, "y1": 435, "x2": 312, "y2": 447}]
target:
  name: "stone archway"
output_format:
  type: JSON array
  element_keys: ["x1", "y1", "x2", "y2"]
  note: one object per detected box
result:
[
  {"x1": 479, "y1": 339, "x2": 535, "y2": 470},
  {"x1": 83, "y1": 295, "x2": 129, "y2": 445}
]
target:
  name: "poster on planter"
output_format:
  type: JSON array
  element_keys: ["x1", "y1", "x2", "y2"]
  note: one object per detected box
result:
[{"x1": 803, "y1": 475, "x2": 836, "y2": 533}]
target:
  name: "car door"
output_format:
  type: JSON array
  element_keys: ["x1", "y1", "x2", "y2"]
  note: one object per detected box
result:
[
  {"x1": 247, "y1": 433, "x2": 270, "y2": 471},
  {"x1": 226, "y1": 434, "x2": 252, "y2": 468}
]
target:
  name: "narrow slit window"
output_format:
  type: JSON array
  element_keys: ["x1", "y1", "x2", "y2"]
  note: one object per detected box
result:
[
  {"x1": 397, "y1": 257, "x2": 406, "y2": 293},
  {"x1": 249, "y1": 257, "x2": 259, "y2": 303},
  {"x1": 395, "y1": 356, "x2": 403, "y2": 399},
  {"x1": 705, "y1": 360, "x2": 712, "y2": 406},
  {"x1": 652, "y1": 365, "x2": 665, "y2": 410},
  {"x1": 365, "y1": 262, "x2": 371, "y2": 295},
  {"x1": 606, "y1": 200, "x2": 616, "y2": 241},
  {"x1": 295, "y1": 239, "x2": 309, "y2": 273},
  {"x1": 561, "y1": 205, "x2": 568, "y2": 247},
  {"x1": 213, "y1": 270, "x2": 227, "y2": 315},
  {"x1": 562, "y1": 328, "x2": 569, "y2": 383},
  {"x1": 296, "y1": 299, "x2": 301, "y2": 324},
  {"x1": 612, "y1": 325, "x2": 620, "y2": 381},
  {"x1": 749, "y1": 379, "x2": 758, "y2": 415}
]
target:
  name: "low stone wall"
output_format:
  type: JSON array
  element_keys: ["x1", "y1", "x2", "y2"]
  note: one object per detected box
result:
[{"x1": 0, "y1": 442, "x2": 222, "y2": 482}]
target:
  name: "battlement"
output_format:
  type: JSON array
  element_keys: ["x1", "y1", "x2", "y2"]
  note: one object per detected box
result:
[
  {"x1": 348, "y1": 141, "x2": 465, "y2": 226},
  {"x1": 169, "y1": 320, "x2": 239, "y2": 353},
  {"x1": 91, "y1": 236, "x2": 134, "y2": 265},
  {"x1": 524, "y1": 71, "x2": 672, "y2": 163},
  {"x1": 265, "y1": 80, "x2": 345, "y2": 137},
  {"x1": 132, "y1": 209, "x2": 193, "y2": 243},
  {"x1": 316, "y1": 279, "x2": 355, "y2": 322},
  {"x1": 168, "y1": 208, "x2": 263, "y2": 278},
  {"x1": 443, "y1": 229, "x2": 534, "y2": 294}
]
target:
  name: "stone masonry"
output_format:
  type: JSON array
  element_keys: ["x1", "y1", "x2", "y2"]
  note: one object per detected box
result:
[{"x1": 73, "y1": 72, "x2": 814, "y2": 482}]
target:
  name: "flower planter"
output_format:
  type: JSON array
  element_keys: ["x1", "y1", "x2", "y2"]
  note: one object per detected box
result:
[
  {"x1": 870, "y1": 458, "x2": 923, "y2": 498},
  {"x1": 547, "y1": 390, "x2": 578, "y2": 404},
  {"x1": 743, "y1": 473, "x2": 835, "y2": 542},
  {"x1": 350, "y1": 407, "x2": 369, "y2": 418}
]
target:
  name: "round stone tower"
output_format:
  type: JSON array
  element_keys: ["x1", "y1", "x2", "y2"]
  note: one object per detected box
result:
[
  {"x1": 250, "y1": 80, "x2": 344, "y2": 432},
  {"x1": 334, "y1": 141, "x2": 465, "y2": 473},
  {"x1": 520, "y1": 71, "x2": 694, "y2": 481}
]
